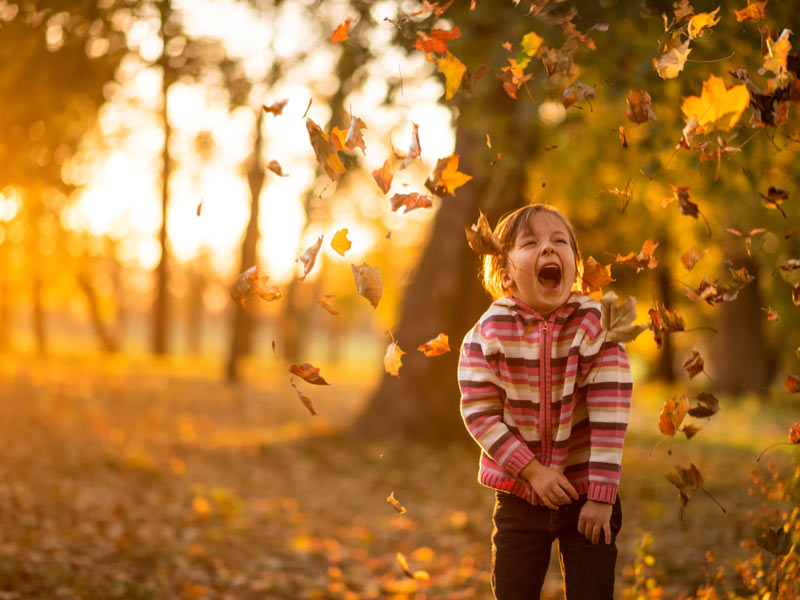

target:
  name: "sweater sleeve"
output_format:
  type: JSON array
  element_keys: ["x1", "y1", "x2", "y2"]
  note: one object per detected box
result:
[
  {"x1": 458, "y1": 323, "x2": 537, "y2": 478},
  {"x1": 577, "y1": 321, "x2": 632, "y2": 504}
]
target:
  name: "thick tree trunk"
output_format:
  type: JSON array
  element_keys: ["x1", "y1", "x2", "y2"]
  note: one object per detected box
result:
[
  {"x1": 226, "y1": 109, "x2": 264, "y2": 381},
  {"x1": 650, "y1": 263, "x2": 676, "y2": 382}
]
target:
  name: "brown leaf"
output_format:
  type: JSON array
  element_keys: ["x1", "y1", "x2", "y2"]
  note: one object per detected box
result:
[
  {"x1": 619, "y1": 125, "x2": 628, "y2": 148},
  {"x1": 648, "y1": 308, "x2": 663, "y2": 349},
  {"x1": 289, "y1": 378, "x2": 317, "y2": 415},
  {"x1": 680, "y1": 424, "x2": 702, "y2": 439},
  {"x1": 396, "y1": 552, "x2": 430, "y2": 580},
  {"x1": 688, "y1": 392, "x2": 720, "y2": 418},
  {"x1": 317, "y1": 294, "x2": 339, "y2": 315},
  {"x1": 623, "y1": 89, "x2": 658, "y2": 124},
  {"x1": 390, "y1": 192, "x2": 433, "y2": 214},
  {"x1": 400, "y1": 123, "x2": 421, "y2": 169},
  {"x1": 230, "y1": 266, "x2": 259, "y2": 306},
  {"x1": 288, "y1": 363, "x2": 329, "y2": 385},
  {"x1": 306, "y1": 118, "x2": 346, "y2": 181},
  {"x1": 417, "y1": 333, "x2": 450, "y2": 357},
  {"x1": 344, "y1": 116, "x2": 367, "y2": 154},
  {"x1": 680, "y1": 245, "x2": 708, "y2": 271},
  {"x1": 659, "y1": 304, "x2": 686, "y2": 333},
  {"x1": 297, "y1": 236, "x2": 323, "y2": 280},
  {"x1": 683, "y1": 349, "x2": 705, "y2": 379},
  {"x1": 196, "y1": 199, "x2": 203, "y2": 216},
  {"x1": 560, "y1": 80, "x2": 596, "y2": 109},
  {"x1": 266, "y1": 160, "x2": 288, "y2": 177},
  {"x1": 599, "y1": 291, "x2": 647, "y2": 343},
  {"x1": 667, "y1": 185, "x2": 700, "y2": 218},
  {"x1": 658, "y1": 394, "x2": 690, "y2": 436},
  {"x1": 465, "y1": 211, "x2": 504, "y2": 255},
  {"x1": 666, "y1": 463, "x2": 704, "y2": 513},
  {"x1": 262, "y1": 99, "x2": 288, "y2": 116},
  {"x1": 386, "y1": 491, "x2": 407, "y2": 514},
  {"x1": 351, "y1": 262, "x2": 382, "y2": 308},
  {"x1": 372, "y1": 160, "x2": 393, "y2": 194},
  {"x1": 581, "y1": 257, "x2": 615, "y2": 295}
]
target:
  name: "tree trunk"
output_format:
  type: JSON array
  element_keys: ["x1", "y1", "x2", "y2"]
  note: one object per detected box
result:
[
  {"x1": 650, "y1": 262, "x2": 676, "y2": 382},
  {"x1": 32, "y1": 266, "x2": 46, "y2": 355},
  {"x1": 226, "y1": 109, "x2": 264, "y2": 381},
  {"x1": 184, "y1": 265, "x2": 205, "y2": 355},
  {"x1": 0, "y1": 239, "x2": 8, "y2": 350},
  {"x1": 77, "y1": 273, "x2": 118, "y2": 353}
]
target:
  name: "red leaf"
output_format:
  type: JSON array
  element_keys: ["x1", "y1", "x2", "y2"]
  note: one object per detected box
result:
[
  {"x1": 415, "y1": 26, "x2": 461, "y2": 59},
  {"x1": 288, "y1": 363, "x2": 329, "y2": 385},
  {"x1": 390, "y1": 192, "x2": 433, "y2": 213},
  {"x1": 372, "y1": 159, "x2": 393, "y2": 194}
]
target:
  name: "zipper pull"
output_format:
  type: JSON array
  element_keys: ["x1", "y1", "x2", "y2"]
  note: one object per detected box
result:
[{"x1": 542, "y1": 322, "x2": 548, "y2": 334}]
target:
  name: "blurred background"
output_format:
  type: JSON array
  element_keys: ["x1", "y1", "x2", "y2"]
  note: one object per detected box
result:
[{"x1": 1, "y1": 0, "x2": 799, "y2": 598}]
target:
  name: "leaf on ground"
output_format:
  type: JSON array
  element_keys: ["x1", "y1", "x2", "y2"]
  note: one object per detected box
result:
[
  {"x1": 351, "y1": 262, "x2": 382, "y2": 308},
  {"x1": 288, "y1": 363, "x2": 329, "y2": 386},
  {"x1": 688, "y1": 392, "x2": 720, "y2": 418},
  {"x1": 680, "y1": 245, "x2": 708, "y2": 271},
  {"x1": 306, "y1": 118, "x2": 346, "y2": 181},
  {"x1": 417, "y1": 333, "x2": 450, "y2": 357},
  {"x1": 687, "y1": 7, "x2": 720, "y2": 39},
  {"x1": 266, "y1": 160, "x2": 288, "y2": 177},
  {"x1": 386, "y1": 491, "x2": 407, "y2": 514},
  {"x1": 623, "y1": 90, "x2": 658, "y2": 124},
  {"x1": 400, "y1": 123, "x2": 421, "y2": 169},
  {"x1": 317, "y1": 294, "x2": 339, "y2": 315},
  {"x1": 465, "y1": 211, "x2": 503, "y2": 256},
  {"x1": 734, "y1": 1, "x2": 767, "y2": 22},
  {"x1": 581, "y1": 257, "x2": 615, "y2": 295},
  {"x1": 683, "y1": 349, "x2": 705, "y2": 379},
  {"x1": 615, "y1": 238, "x2": 659, "y2": 273},
  {"x1": 653, "y1": 38, "x2": 691, "y2": 79},
  {"x1": 681, "y1": 74, "x2": 750, "y2": 131},
  {"x1": 331, "y1": 228, "x2": 351, "y2": 256},
  {"x1": 330, "y1": 18, "x2": 354, "y2": 44},
  {"x1": 599, "y1": 291, "x2": 647, "y2": 343},
  {"x1": 372, "y1": 159, "x2": 394, "y2": 194},
  {"x1": 425, "y1": 155, "x2": 472, "y2": 196},
  {"x1": 384, "y1": 342, "x2": 405, "y2": 377},
  {"x1": 289, "y1": 378, "x2": 317, "y2": 416},
  {"x1": 262, "y1": 99, "x2": 288, "y2": 115},
  {"x1": 658, "y1": 394, "x2": 690, "y2": 436},
  {"x1": 438, "y1": 52, "x2": 467, "y2": 99},
  {"x1": 390, "y1": 193, "x2": 433, "y2": 213},
  {"x1": 297, "y1": 236, "x2": 323, "y2": 280}
]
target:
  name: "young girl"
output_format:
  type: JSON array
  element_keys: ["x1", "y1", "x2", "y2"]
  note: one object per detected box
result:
[{"x1": 458, "y1": 204, "x2": 632, "y2": 600}]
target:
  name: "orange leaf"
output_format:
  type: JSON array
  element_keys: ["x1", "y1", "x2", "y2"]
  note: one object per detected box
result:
[
  {"x1": 687, "y1": 7, "x2": 720, "y2": 39},
  {"x1": 306, "y1": 118, "x2": 346, "y2": 181},
  {"x1": 297, "y1": 235, "x2": 323, "y2": 280},
  {"x1": 317, "y1": 294, "x2": 339, "y2": 315},
  {"x1": 765, "y1": 306, "x2": 779, "y2": 321},
  {"x1": 438, "y1": 52, "x2": 467, "y2": 100},
  {"x1": 266, "y1": 159, "x2": 288, "y2": 177},
  {"x1": 734, "y1": 1, "x2": 767, "y2": 22},
  {"x1": 390, "y1": 193, "x2": 433, "y2": 214},
  {"x1": 425, "y1": 155, "x2": 472, "y2": 196},
  {"x1": 681, "y1": 74, "x2": 750, "y2": 131},
  {"x1": 351, "y1": 262, "x2": 382, "y2": 308},
  {"x1": 465, "y1": 211, "x2": 503, "y2": 255},
  {"x1": 262, "y1": 99, "x2": 288, "y2": 115},
  {"x1": 785, "y1": 374, "x2": 800, "y2": 394},
  {"x1": 253, "y1": 277, "x2": 281, "y2": 301},
  {"x1": 289, "y1": 378, "x2": 317, "y2": 415},
  {"x1": 400, "y1": 123, "x2": 421, "y2": 169},
  {"x1": 763, "y1": 29, "x2": 792, "y2": 82},
  {"x1": 230, "y1": 266, "x2": 259, "y2": 306},
  {"x1": 330, "y1": 126, "x2": 348, "y2": 152},
  {"x1": 615, "y1": 238, "x2": 659, "y2": 273},
  {"x1": 288, "y1": 363, "x2": 329, "y2": 385},
  {"x1": 372, "y1": 159, "x2": 393, "y2": 194},
  {"x1": 417, "y1": 333, "x2": 450, "y2": 357},
  {"x1": 415, "y1": 26, "x2": 461, "y2": 58},
  {"x1": 331, "y1": 228, "x2": 351, "y2": 256},
  {"x1": 659, "y1": 395, "x2": 690, "y2": 436},
  {"x1": 384, "y1": 342, "x2": 405, "y2": 377},
  {"x1": 680, "y1": 245, "x2": 708, "y2": 271},
  {"x1": 386, "y1": 491, "x2": 407, "y2": 514},
  {"x1": 330, "y1": 18, "x2": 354, "y2": 44},
  {"x1": 196, "y1": 199, "x2": 203, "y2": 216},
  {"x1": 581, "y1": 257, "x2": 615, "y2": 295},
  {"x1": 790, "y1": 422, "x2": 800, "y2": 444}
]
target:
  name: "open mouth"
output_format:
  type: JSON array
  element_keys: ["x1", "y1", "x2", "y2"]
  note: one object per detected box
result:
[{"x1": 537, "y1": 263, "x2": 561, "y2": 289}]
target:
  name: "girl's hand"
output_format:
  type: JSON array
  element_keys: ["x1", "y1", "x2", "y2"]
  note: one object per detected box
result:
[
  {"x1": 520, "y1": 460, "x2": 579, "y2": 510},
  {"x1": 578, "y1": 500, "x2": 613, "y2": 544}
]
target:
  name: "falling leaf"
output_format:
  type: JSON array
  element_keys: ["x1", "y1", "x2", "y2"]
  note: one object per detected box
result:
[
  {"x1": 790, "y1": 422, "x2": 800, "y2": 443},
  {"x1": 502, "y1": 41, "x2": 512, "y2": 52},
  {"x1": 491, "y1": 153, "x2": 502, "y2": 165},
  {"x1": 289, "y1": 363, "x2": 329, "y2": 385},
  {"x1": 418, "y1": 333, "x2": 450, "y2": 357},
  {"x1": 517, "y1": 31, "x2": 543, "y2": 68},
  {"x1": 667, "y1": 185, "x2": 700, "y2": 218},
  {"x1": 425, "y1": 155, "x2": 472, "y2": 196},
  {"x1": 680, "y1": 245, "x2": 708, "y2": 271},
  {"x1": 685, "y1": 277, "x2": 741, "y2": 305},
  {"x1": 230, "y1": 266, "x2": 259, "y2": 305},
  {"x1": 253, "y1": 277, "x2": 281, "y2": 301},
  {"x1": 762, "y1": 29, "x2": 791, "y2": 81},
  {"x1": 683, "y1": 349, "x2": 705, "y2": 379},
  {"x1": 386, "y1": 492, "x2": 407, "y2": 514},
  {"x1": 560, "y1": 81, "x2": 596, "y2": 109},
  {"x1": 272, "y1": 341, "x2": 277, "y2": 359},
  {"x1": 653, "y1": 38, "x2": 691, "y2": 79},
  {"x1": 734, "y1": 0, "x2": 767, "y2": 22},
  {"x1": 760, "y1": 186, "x2": 788, "y2": 215},
  {"x1": 648, "y1": 309, "x2": 663, "y2": 349},
  {"x1": 297, "y1": 236, "x2": 323, "y2": 280},
  {"x1": 344, "y1": 116, "x2": 367, "y2": 154},
  {"x1": 784, "y1": 374, "x2": 800, "y2": 393},
  {"x1": 599, "y1": 291, "x2": 647, "y2": 343},
  {"x1": 681, "y1": 74, "x2": 750, "y2": 131},
  {"x1": 465, "y1": 212, "x2": 504, "y2": 255},
  {"x1": 756, "y1": 525, "x2": 792, "y2": 556},
  {"x1": 262, "y1": 99, "x2": 288, "y2": 115},
  {"x1": 330, "y1": 126, "x2": 348, "y2": 152},
  {"x1": 306, "y1": 119, "x2": 346, "y2": 181},
  {"x1": 384, "y1": 342, "x2": 405, "y2": 377},
  {"x1": 396, "y1": 552, "x2": 430, "y2": 580},
  {"x1": 486, "y1": 134, "x2": 492, "y2": 148},
  {"x1": 331, "y1": 228, "x2": 352, "y2": 256},
  {"x1": 351, "y1": 263, "x2": 382, "y2": 308},
  {"x1": 615, "y1": 238, "x2": 659, "y2": 273},
  {"x1": 658, "y1": 394, "x2": 690, "y2": 436},
  {"x1": 681, "y1": 424, "x2": 702, "y2": 439},
  {"x1": 619, "y1": 126, "x2": 628, "y2": 148},
  {"x1": 765, "y1": 306, "x2": 779, "y2": 321},
  {"x1": 623, "y1": 90, "x2": 658, "y2": 124},
  {"x1": 289, "y1": 378, "x2": 317, "y2": 416},
  {"x1": 673, "y1": 0, "x2": 695, "y2": 21},
  {"x1": 658, "y1": 303, "x2": 686, "y2": 333},
  {"x1": 330, "y1": 18, "x2": 354, "y2": 44},
  {"x1": 581, "y1": 257, "x2": 615, "y2": 295},
  {"x1": 415, "y1": 27, "x2": 461, "y2": 58},
  {"x1": 317, "y1": 294, "x2": 339, "y2": 315},
  {"x1": 266, "y1": 160, "x2": 288, "y2": 177},
  {"x1": 794, "y1": 285, "x2": 800, "y2": 307},
  {"x1": 687, "y1": 7, "x2": 720, "y2": 39},
  {"x1": 390, "y1": 192, "x2": 433, "y2": 213},
  {"x1": 666, "y1": 463, "x2": 704, "y2": 515},
  {"x1": 688, "y1": 391, "x2": 720, "y2": 418},
  {"x1": 400, "y1": 123, "x2": 421, "y2": 169},
  {"x1": 196, "y1": 199, "x2": 203, "y2": 216},
  {"x1": 372, "y1": 160, "x2": 394, "y2": 194},
  {"x1": 438, "y1": 52, "x2": 467, "y2": 99}
]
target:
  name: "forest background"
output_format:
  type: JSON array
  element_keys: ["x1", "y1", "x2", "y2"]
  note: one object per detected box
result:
[{"x1": 1, "y1": 0, "x2": 799, "y2": 598}]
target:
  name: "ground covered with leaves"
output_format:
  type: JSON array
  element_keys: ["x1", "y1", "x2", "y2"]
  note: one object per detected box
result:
[{"x1": 0, "y1": 354, "x2": 796, "y2": 599}]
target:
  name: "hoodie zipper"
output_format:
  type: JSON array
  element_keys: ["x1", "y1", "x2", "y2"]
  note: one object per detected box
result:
[{"x1": 540, "y1": 320, "x2": 552, "y2": 466}]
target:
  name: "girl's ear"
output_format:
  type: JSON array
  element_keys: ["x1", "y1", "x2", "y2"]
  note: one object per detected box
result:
[{"x1": 500, "y1": 267, "x2": 515, "y2": 292}]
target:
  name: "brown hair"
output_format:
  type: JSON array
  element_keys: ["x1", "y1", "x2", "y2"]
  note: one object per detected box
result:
[{"x1": 481, "y1": 204, "x2": 583, "y2": 300}]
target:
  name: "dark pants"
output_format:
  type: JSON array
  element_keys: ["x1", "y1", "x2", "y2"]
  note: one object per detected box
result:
[{"x1": 491, "y1": 491, "x2": 622, "y2": 600}]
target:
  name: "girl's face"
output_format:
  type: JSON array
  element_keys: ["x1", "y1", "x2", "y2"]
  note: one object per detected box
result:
[{"x1": 501, "y1": 211, "x2": 577, "y2": 316}]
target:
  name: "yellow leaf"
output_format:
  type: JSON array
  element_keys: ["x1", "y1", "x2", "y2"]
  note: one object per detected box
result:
[
  {"x1": 680, "y1": 75, "x2": 750, "y2": 131},
  {"x1": 437, "y1": 52, "x2": 467, "y2": 100},
  {"x1": 429, "y1": 155, "x2": 472, "y2": 196},
  {"x1": 384, "y1": 342, "x2": 405, "y2": 377},
  {"x1": 687, "y1": 7, "x2": 720, "y2": 39},
  {"x1": 517, "y1": 31, "x2": 543, "y2": 68},
  {"x1": 330, "y1": 126, "x2": 348, "y2": 152},
  {"x1": 417, "y1": 333, "x2": 450, "y2": 357},
  {"x1": 331, "y1": 228, "x2": 352, "y2": 256},
  {"x1": 653, "y1": 39, "x2": 691, "y2": 79},
  {"x1": 658, "y1": 395, "x2": 690, "y2": 436},
  {"x1": 763, "y1": 29, "x2": 792, "y2": 81}
]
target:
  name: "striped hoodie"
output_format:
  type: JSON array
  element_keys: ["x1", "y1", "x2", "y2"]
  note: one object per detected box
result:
[{"x1": 458, "y1": 293, "x2": 632, "y2": 505}]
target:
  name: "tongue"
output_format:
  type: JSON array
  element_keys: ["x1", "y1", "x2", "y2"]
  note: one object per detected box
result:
[{"x1": 538, "y1": 267, "x2": 560, "y2": 289}]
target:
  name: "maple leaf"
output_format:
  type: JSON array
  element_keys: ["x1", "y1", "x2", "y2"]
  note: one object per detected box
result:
[
  {"x1": 648, "y1": 308, "x2": 663, "y2": 349},
  {"x1": 372, "y1": 160, "x2": 393, "y2": 194},
  {"x1": 266, "y1": 160, "x2": 288, "y2": 177},
  {"x1": 438, "y1": 52, "x2": 467, "y2": 100},
  {"x1": 734, "y1": 0, "x2": 767, "y2": 22},
  {"x1": 415, "y1": 27, "x2": 461, "y2": 59},
  {"x1": 683, "y1": 349, "x2": 705, "y2": 379},
  {"x1": 351, "y1": 262, "x2": 382, "y2": 308},
  {"x1": 615, "y1": 238, "x2": 659, "y2": 273},
  {"x1": 289, "y1": 378, "x2": 317, "y2": 416},
  {"x1": 417, "y1": 333, "x2": 450, "y2": 357},
  {"x1": 253, "y1": 277, "x2": 281, "y2": 301},
  {"x1": 384, "y1": 341, "x2": 405, "y2": 377},
  {"x1": 262, "y1": 99, "x2": 288, "y2": 116},
  {"x1": 680, "y1": 245, "x2": 708, "y2": 271},
  {"x1": 681, "y1": 75, "x2": 750, "y2": 131},
  {"x1": 288, "y1": 363, "x2": 329, "y2": 385},
  {"x1": 666, "y1": 463, "x2": 704, "y2": 518},
  {"x1": 623, "y1": 89, "x2": 658, "y2": 124},
  {"x1": 396, "y1": 552, "x2": 430, "y2": 580},
  {"x1": 425, "y1": 155, "x2": 472, "y2": 196},
  {"x1": 658, "y1": 394, "x2": 690, "y2": 436},
  {"x1": 330, "y1": 18, "x2": 354, "y2": 44},
  {"x1": 599, "y1": 291, "x2": 647, "y2": 343},
  {"x1": 344, "y1": 116, "x2": 367, "y2": 155},
  {"x1": 581, "y1": 257, "x2": 615, "y2": 295},
  {"x1": 400, "y1": 123, "x2": 421, "y2": 170},
  {"x1": 386, "y1": 491, "x2": 407, "y2": 514},
  {"x1": 297, "y1": 235, "x2": 323, "y2": 280},
  {"x1": 673, "y1": 0, "x2": 695, "y2": 21},
  {"x1": 684, "y1": 277, "x2": 740, "y2": 305},
  {"x1": 317, "y1": 294, "x2": 339, "y2": 315},
  {"x1": 306, "y1": 119, "x2": 346, "y2": 181},
  {"x1": 331, "y1": 228, "x2": 351, "y2": 256},
  {"x1": 688, "y1": 391, "x2": 720, "y2": 418},
  {"x1": 330, "y1": 126, "x2": 348, "y2": 152},
  {"x1": 653, "y1": 38, "x2": 691, "y2": 79},
  {"x1": 761, "y1": 29, "x2": 791, "y2": 82},
  {"x1": 465, "y1": 211, "x2": 504, "y2": 255},
  {"x1": 687, "y1": 7, "x2": 720, "y2": 39},
  {"x1": 390, "y1": 193, "x2": 433, "y2": 213}
]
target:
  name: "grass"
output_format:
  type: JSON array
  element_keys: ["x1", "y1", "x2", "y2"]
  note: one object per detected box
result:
[{"x1": 0, "y1": 350, "x2": 797, "y2": 599}]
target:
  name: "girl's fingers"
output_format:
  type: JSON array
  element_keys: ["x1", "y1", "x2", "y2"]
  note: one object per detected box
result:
[
  {"x1": 603, "y1": 521, "x2": 612, "y2": 544},
  {"x1": 591, "y1": 524, "x2": 601, "y2": 544}
]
